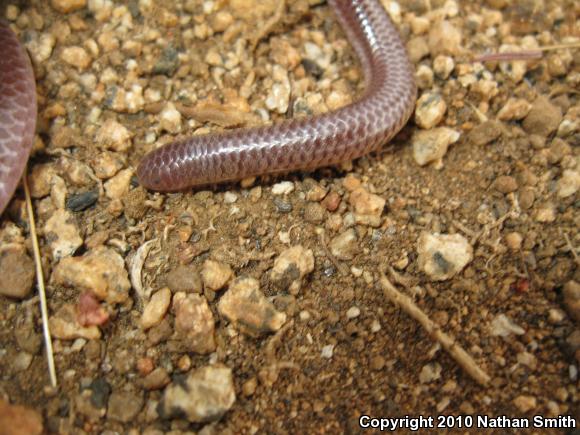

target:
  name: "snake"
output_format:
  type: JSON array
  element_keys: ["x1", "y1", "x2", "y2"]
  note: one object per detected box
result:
[
  {"x1": 0, "y1": 0, "x2": 415, "y2": 211},
  {"x1": 0, "y1": 19, "x2": 37, "y2": 214}
]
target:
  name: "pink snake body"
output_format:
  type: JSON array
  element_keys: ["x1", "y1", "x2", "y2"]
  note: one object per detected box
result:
[
  {"x1": 0, "y1": 0, "x2": 415, "y2": 210},
  {"x1": 136, "y1": 0, "x2": 416, "y2": 190},
  {"x1": 0, "y1": 20, "x2": 37, "y2": 214}
]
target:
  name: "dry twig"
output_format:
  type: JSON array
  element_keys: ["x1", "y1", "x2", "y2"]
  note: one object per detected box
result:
[
  {"x1": 23, "y1": 169, "x2": 57, "y2": 388},
  {"x1": 379, "y1": 273, "x2": 491, "y2": 386}
]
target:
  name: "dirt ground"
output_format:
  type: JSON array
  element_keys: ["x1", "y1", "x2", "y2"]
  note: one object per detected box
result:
[{"x1": 0, "y1": 0, "x2": 579, "y2": 433}]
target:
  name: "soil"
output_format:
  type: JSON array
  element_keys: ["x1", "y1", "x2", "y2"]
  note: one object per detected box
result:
[{"x1": 0, "y1": 0, "x2": 579, "y2": 433}]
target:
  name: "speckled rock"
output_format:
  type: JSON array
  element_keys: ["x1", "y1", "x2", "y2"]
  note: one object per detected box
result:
[
  {"x1": 0, "y1": 399, "x2": 43, "y2": 435},
  {"x1": 269, "y1": 245, "x2": 315, "y2": 294},
  {"x1": 60, "y1": 46, "x2": 92, "y2": 70},
  {"x1": 415, "y1": 92, "x2": 447, "y2": 129},
  {"x1": 44, "y1": 209, "x2": 83, "y2": 260},
  {"x1": 522, "y1": 96, "x2": 562, "y2": 137},
  {"x1": 158, "y1": 365, "x2": 235, "y2": 423},
  {"x1": 174, "y1": 294, "x2": 216, "y2": 354},
  {"x1": 218, "y1": 277, "x2": 286, "y2": 336},
  {"x1": 52, "y1": 246, "x2": 130, "y2": 304},
  {"x1": 141, "y1": 288, "x2": 172, "y2": 330},
  {"x1": 412, "y1": 127, "x2": 460, "y2": 166},
  {"x1": 348, "y1": 187, "x2": 385, "y2": 227},
  {"x1": 0, "y1": 246, "x2": 34, "y2": 299},
  {"x1": 417, "y1": 233, "x2": 473, "y2": 281},
  {"x1": 201, "y1": 260, "x2": 233, "y2": 291}
]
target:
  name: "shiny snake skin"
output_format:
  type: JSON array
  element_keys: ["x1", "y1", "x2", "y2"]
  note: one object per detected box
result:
[
  {"x1": 0, "y1": 20, "x2": 37, "y2": 214},
  {"x1": 137, "y1": 0, "x2": 416, "y2": 191}
]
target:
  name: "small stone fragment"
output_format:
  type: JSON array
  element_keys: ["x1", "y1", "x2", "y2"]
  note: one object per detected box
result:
[
  {"x1": 433, "y1": 55, "x2": 454, "y2": 79},
  {"x1": 513, "y1": 395, "x2": 537, "y2": 413},
  {"x1": 563, "y1": 281, "x2": 580, "y2": 323},
  {"x1": 522, "y1": 96, "x2": 562, "y2": 137},
  {"x1": 95, "y1": 119, "x2": 132, "y2": 152},
  {"x1": 534, "y1": 203, "x2": 556, "y2": 223},
  {"x1": 104, "y1": 168, "x2": 133, "y2": 199},
  {"x1": 490, "y1": 314, "x2": 525, "y2": 337},
  {"x1": 165, "y1": 264, "x2": 203, "y2": 293},
  {"x1": 412, "y1": 127, "x2": 460, "y2": 166},
  {"x1": 497, "y1": 98, "x2": 532, "y2": 121},
  {"x1": 159, "y1": 103, "x2": 182, "y2": 133},
  {"x1": 44, "y1": 209, "x2": 83, "y2": 260},
  {"x1": 428, "y1": 20, "x2": 462, "y2": 56},
  {"x1": 504, "y1": 232, "x2": 522, "y2": 251},
  {"x1": 0, "y1": 247, "x2": 34, "y2": 299},
  {"x1": 49, "y1": 304, "x2": 101, "y2": 340},
  {"x1": 107, "y1": 391, "x2": 144, "y2": 423},
  {"x1": 218, "y1": 277, "x2": 286, "y2": 336},
  {"x1": 417, "y1": 233, "x2": 473, "y2": 281},
  {"x1": 52, "y1": 246, "x2": 130, "y2": 304},
  {"x1": 493, "y1": 175, "x2": 518, "y2": 194},
  {"x1": 329, "y1": 229, "x2": 358, "y2": 261},
  {"x1": 349, "y1": 187, "x2": 385, "y2": 227},
  {"x1": 201, "y1": 260, "x2": 233, "y2": 291},
  {"x1": 468, "y1": 120, "x2": 503, "y2": 146},
  {"x1": 557, "y1": 170, "x2": 580, "y2": 198},
  {"x1": 269, "y1": 246, "x2": 315, "y2": 294},
  {"x1": 141, "y1": 288, "x2": 172, "y2": 330},
  {"x1": 415, "y1": 92, "x2": 447, "y2": 129},
  {"x1": 158, "y1": 365, "x2": 235, "y2": 423},
  {"x1": 174, "y1": 294, "x2": 216, "y2": 354},
  {"x1": 141, "y1": 367, "x2": 171, "y2": 391},
  {"x1": 0, "y1": 399, "x2": 43, "y2": 435},
  {"x1": 60, "y1": 46, "x2": 92, "y2": 69},
  {"x1": 271, "y1": 181, "x2": 295, "y2": 195},
  {"x1": 419, "y1": 363, "x2": 442, "y2": 383}
]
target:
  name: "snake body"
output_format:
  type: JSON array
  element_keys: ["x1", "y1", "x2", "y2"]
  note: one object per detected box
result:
[
  {"x1": 136, "y1": 0, "x2": 416, "y2": 191},
  {"x1": 0, "y1": 0, "x2": 415, "y2": 208},
  {"x1": 0, "y1": 20, "x2": 37, "y2": 214}
]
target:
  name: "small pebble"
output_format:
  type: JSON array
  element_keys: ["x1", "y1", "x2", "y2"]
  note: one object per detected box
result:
[
  {"x1": 346, "y1": 306, "x2": 360, "y2": 319},
  {"x1": 497, "y1": 98, "x2": 532, "y2": 121},
  {"x1": 158, "y1": 365, "x2": 235, "y2": 423},
  {"x1": 557, "y1": 169, "x2": 580, "y2": 198},
  {"x1": 271, "y1": 181, "x2": 295, "y2": 195},
  {"x1": 504, "y1": 232, "x2": 522, "y2": 251},
  {"x1": 141, "y1": 288, "x2": 172, "y2": 330},
  {"x1": 417, "y1": 233, "x2": 473, "y2": 281},
  {"x1": 174, "y1": 294, "x2": 216, "y2": 354},
  {"x1": 493, "y1": 175, "x2": 518, "y2": 194},
  {"x1": 44, "y1": 209, "x2": 83, "y2": 260},
  {"x1": 201, "y1": 259, "x2": 233, "y2": 291},
  {"x1": 0, "y1": 247, "x2": 34, "y2": 299},
  {"x1": 513, "y1": 395, "x2": 537, "y2": 413},
  {"x1": 107, "y1": 391, "x2": 144, "y2": 423},
  {"x1": 412, "y1": 127, "x2": 460, "y2": 166},
  {"x1": 522, "y1": 96, "x2": 563, "y2": 137},
  {"x1": 490, "y1": 314, "x2": 525, "y2": 337},
  {"x1": 52, "y1": 246, "x2": 130, "y2": 304},
  {"x1": 348, "y1": 186, "x2": 385, "y2": 227},
  {"x1": 321, "y1": 344, "x2": 334, "y2": 359},
  {"x1": 419, "y1": 363, "x2": 442, "y2": 383},
  {"x1": 563, "y1": 281, "x2": 580, "y2": 323},
  {"x1": 468, "y1": 120, "x2": 503, "y2": 146},
  {"x1": 428, "y1": 21, "x2": 462, "y2": 56},
  {"x1": 415, "y1": 92, "x2": 447, "y2": 129},
  {"x1": 270, "y1": 245, "x2": 315, "y2": 294},
  {"x1": 329, "y1": 229, "x2": 358, "y2": 261},
  {"x1": 218, "y1": 277, "x2": 286, "y2": 336}
]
